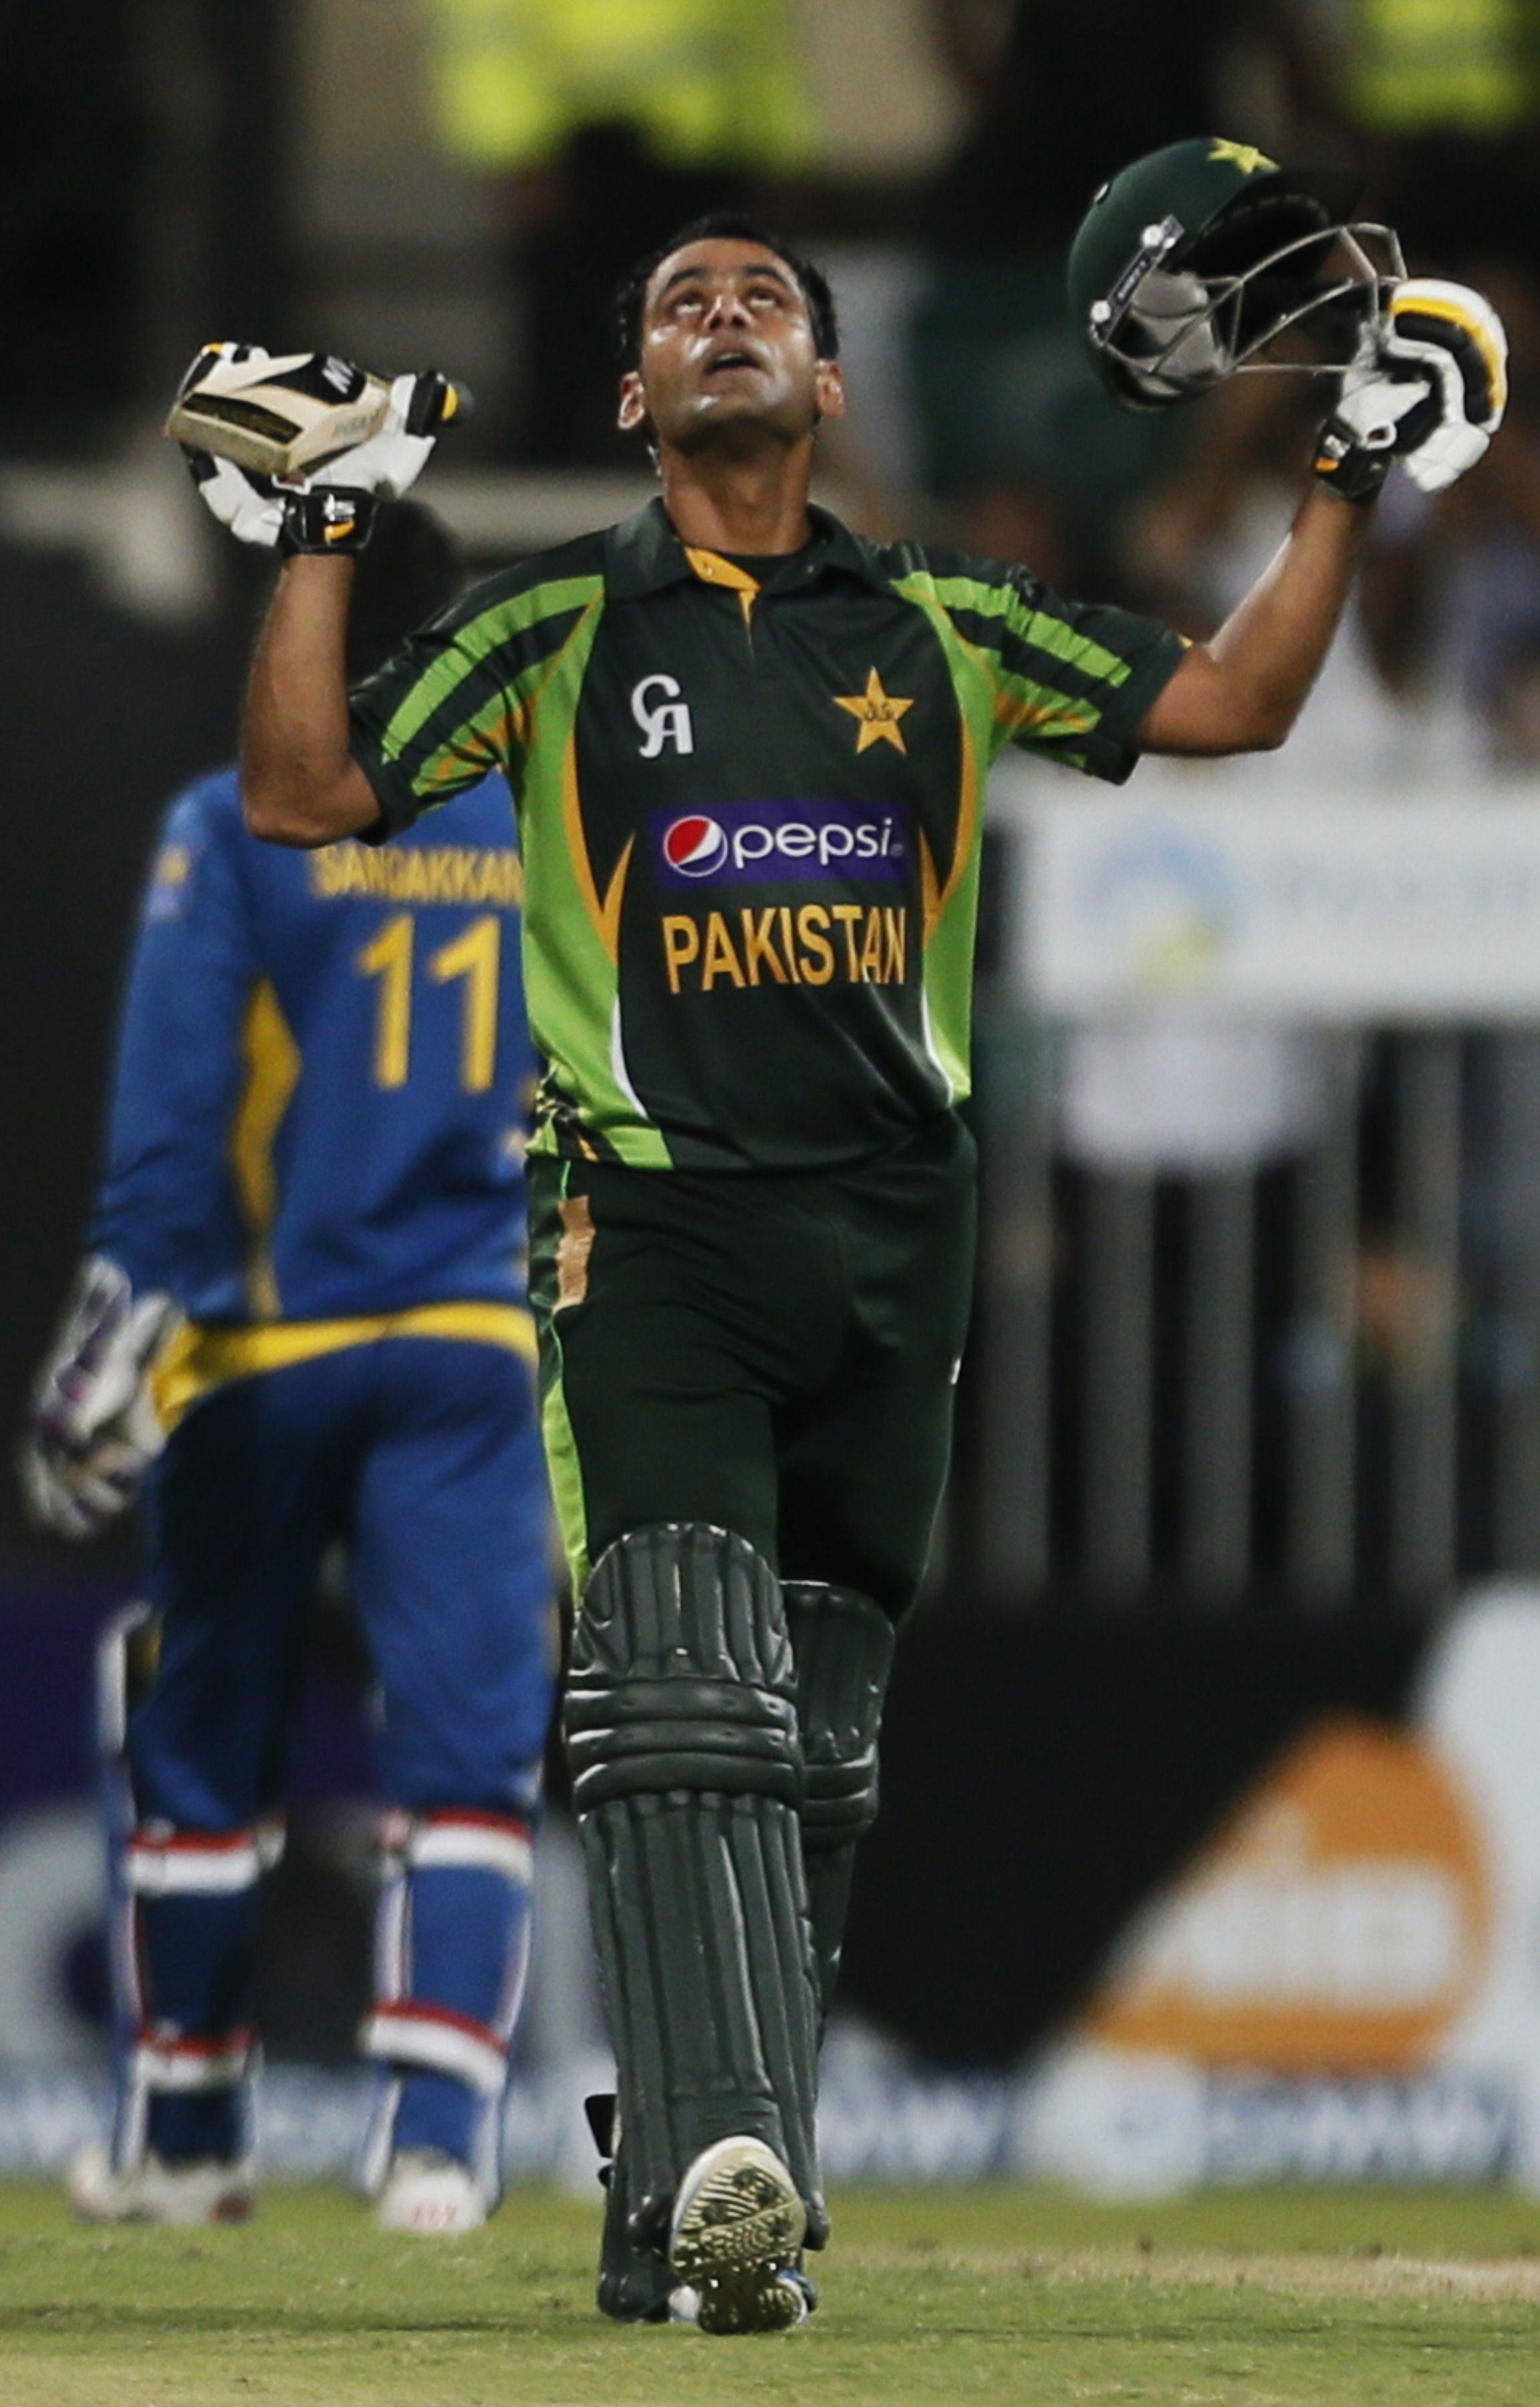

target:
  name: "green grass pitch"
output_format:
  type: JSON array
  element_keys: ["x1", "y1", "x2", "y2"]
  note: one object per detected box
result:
[{"x1": 2, "y1": 2179, "x2": 1539, "y2": 2405}]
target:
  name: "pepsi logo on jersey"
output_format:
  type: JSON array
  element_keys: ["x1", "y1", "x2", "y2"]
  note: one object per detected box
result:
[
  {"x1": 653, "y1": 798, "x2": 906, "y2": 887},
  {"x1": 662, "y1": 815, "x2": 731, "y2": 877}
]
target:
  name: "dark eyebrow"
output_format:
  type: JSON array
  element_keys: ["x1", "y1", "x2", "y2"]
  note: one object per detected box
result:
[{"x1": 653, "y1": 259, "x2": 798, "y2": 308}]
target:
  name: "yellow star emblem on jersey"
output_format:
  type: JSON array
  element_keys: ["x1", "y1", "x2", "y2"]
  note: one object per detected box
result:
[
  {"x1": 834, "y1": 667, "x2": 914, "y2": 754},
  {"x1": 1208, "y1": 138, "x2": 1276, "y2": 177}
]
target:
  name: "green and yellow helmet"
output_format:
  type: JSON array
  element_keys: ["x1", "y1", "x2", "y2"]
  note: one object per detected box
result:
[{"x1": 1067, "y1": 136, "x2": 1402, "y2": 411}]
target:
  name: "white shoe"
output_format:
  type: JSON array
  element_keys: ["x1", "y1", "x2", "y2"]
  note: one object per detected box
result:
[
  {"x1": 67, "y1": 2142, "x2": 255, "y2": 2225},
  {"x1": 375, "y1": 2148, "x2": 487, "y2": 2234},
  {"x1": 668, "y1": 2136, "x2": 808, "y2": 2335}
]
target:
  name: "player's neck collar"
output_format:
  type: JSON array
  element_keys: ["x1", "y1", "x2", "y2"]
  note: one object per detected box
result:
[{"x1": 606, "y1": 496, "x2": 883, "y2": 600}]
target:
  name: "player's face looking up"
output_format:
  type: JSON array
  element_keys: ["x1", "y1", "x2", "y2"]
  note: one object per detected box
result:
[{"x1": 618, "y1": 238, "x2": 844, "y2": 459}]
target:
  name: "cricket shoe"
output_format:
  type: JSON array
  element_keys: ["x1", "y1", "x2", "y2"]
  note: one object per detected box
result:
[
  {"x1": 375, "y1": 2148, "x2": 487, "y2": 2233},
  {"x1": 667, "y1": 2136, "x2": 809, "y2": 2335},
  {"x1": 667, "y1": 2266, "x2": 817, "y2": 2329},
  {"x1": 67, "y1": 2142, "x2": 255, "y2": 2224}
]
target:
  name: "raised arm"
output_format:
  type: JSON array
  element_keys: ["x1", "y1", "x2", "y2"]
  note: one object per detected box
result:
[
  {"x1": 242, "y1": 555, "x2": 382, "y2": 845},
  {"x1": 165, "y1": 343, "x2": 466, "y2": 844},
  {"x1": 1137, "y1": 278, "x2": 1509, "y2": 758},
  {"x1": 1134, "y1": 484, "x2": 1367, "y2": 756}
]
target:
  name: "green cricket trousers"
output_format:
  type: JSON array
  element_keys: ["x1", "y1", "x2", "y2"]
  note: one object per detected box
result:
[{"x1": 528, "y1": 1109, "x2": 976, "y2": 1615}]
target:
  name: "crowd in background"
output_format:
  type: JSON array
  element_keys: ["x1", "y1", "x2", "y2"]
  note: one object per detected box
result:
[
  {"x1": 0, "y1": 6, "x2": 1535, "y2": 2133},
  {"x1": 2, "y1": 0, "x2": 1539, "y2": 1589},
  {"x1": 3, "y1": 1, "x2": 1535, "y2": 764},
  {"x1": 417, "y1": 0, "x2": 1540, "y2": 772}
]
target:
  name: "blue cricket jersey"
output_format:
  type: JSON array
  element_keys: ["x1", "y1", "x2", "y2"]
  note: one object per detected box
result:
[{"x1": 93, "y1": 768, "x2": 533, "y2": 1402}]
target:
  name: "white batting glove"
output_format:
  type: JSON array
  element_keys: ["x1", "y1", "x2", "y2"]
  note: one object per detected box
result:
[
  {"x1": 19, "y1": 1258, "x2": 180, "y2": 1539},
  {"x1": 305, "y1": 372, "x2": 442, "y2": 500},
  {"x1": 271, "y1": 369, "x2": 463, "y2": 551},
  {"x1": 1378, "y1": 279, "x2": 1507, "y2": 491},
  {"x1": 1323, "y1": 279, "x2": 1508, "y2": 503},
  {"x1": 186, "y1": 450, "x2": 288, "y2": 548},
  {"x1": 172, "y1": 341, "x2": 297, "y2": 548},
  {"x1": 174, "y1": 342, "x2": 466, "y2": 552}
]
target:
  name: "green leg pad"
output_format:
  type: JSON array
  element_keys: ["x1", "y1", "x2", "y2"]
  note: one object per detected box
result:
[
  {"x1": 565, "y1": 1524, "x2": 824, "y2": 2263},
  {"x1": 783, "y1": 1584, "x2": 896, "y2": 2028}
]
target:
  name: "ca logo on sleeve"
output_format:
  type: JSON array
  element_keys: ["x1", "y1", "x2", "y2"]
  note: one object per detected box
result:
[{"x1": 632, "y1": 673, "x2": 695, "y2": 759}]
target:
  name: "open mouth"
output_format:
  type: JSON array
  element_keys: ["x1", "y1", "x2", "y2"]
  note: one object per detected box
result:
[{"x1": 702, "y1": 347, "x2": 762, "y2": 380}]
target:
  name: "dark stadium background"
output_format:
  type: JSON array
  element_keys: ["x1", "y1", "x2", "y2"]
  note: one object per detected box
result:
[
  {"x1": 0, "y1": 539, "x2": 1427, "y2": 2067},
  {"x1": 0, "y1": 0, "x2": 1458, "y2": 2077}
]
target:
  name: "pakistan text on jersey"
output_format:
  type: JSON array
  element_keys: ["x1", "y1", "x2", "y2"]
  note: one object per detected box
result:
[
  {"x1": 662, "y1": 905, "x2": 908, "y2": 994},
  {"x1": 309, "y1": 844, "x2": 523, "y2": 906}
]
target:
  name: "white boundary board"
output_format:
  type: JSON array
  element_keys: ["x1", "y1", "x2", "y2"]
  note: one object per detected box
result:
[{"x1": 1005, "y1": 788, "x2": 1540, "y2": 1020}]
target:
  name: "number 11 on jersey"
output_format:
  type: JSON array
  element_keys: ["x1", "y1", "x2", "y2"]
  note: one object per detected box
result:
[{"x1": 358, "y1": 911, "x2": 501, "y2": 1093}]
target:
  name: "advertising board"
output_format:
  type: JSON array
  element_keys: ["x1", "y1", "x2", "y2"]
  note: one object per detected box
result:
[
  {"x1": 1025, "y1": 1588, "x2": 1540, "y2": 2193},
  {"x1": 1009, "y1": 788, "x2": 1540, "y2": 1020}
]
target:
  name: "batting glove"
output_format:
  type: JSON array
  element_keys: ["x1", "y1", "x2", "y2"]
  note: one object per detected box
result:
[
  {"x1": 19, "y1": 1257, "x2": 180, "y2": 1539},
  {"x1": 186, "y1": 449, "x2": 289, "y2": 548},
  {"x1": 1315, "y1": 279, "x2": 1508, "y2": 505},
  {"x1": 275, "y1": 372, "x2": 448, "y2": 555},
  {"x1": 174, "y1": 342, "x2": 466, "y2": 554}
]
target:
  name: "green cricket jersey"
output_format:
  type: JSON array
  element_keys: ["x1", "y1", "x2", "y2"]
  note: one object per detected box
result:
[{"x1": 349, "y1": 499, "x2": 1182, "y2": 1171}]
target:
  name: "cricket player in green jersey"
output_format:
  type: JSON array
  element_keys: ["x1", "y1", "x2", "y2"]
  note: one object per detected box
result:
[{"x1": 179, "y1": 168, "x2": 1503, "y2": 2331}]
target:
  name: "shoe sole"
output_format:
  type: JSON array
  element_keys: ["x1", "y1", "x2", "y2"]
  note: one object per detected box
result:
[{"x1": 668, "y1": 2138, "x2": 807, "y2": 2335}]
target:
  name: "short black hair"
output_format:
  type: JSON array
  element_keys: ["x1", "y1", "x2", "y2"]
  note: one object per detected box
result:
[
  {"x1": 612, "y1": 213, "x2": 840, "y2": 372},
  {"x1": 347, "y1": 499, "x2": 463, "y2": 685}
]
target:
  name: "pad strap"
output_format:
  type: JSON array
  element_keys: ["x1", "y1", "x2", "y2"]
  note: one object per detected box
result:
[
  {"x1": 380, "y1": 1807, "x2": 534, "y2": 1882},
  {"x1": 279, "y1": 486, "x2": 378, "y2": 554},
  {"x1": 126, "y1": 1821, "x2": 285, "y2": 1896},
  {"x1": 1312, "y1": 416, "x2": 1394, "y2": 506},
  {"x1": 360, "y1": 2002, "x2": 509, "y2": 2097},
  {"x1": 564, "y1": 1524, "x2": 824, "y2": 2256},
  {"x1": 131, "y1": 2025, "x2": 256, "y2": 2093}
]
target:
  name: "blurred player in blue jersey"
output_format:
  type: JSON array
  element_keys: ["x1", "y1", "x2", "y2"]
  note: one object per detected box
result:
[{"x1": 21, "y1": 503, "x2": 555, "y2": 2233}]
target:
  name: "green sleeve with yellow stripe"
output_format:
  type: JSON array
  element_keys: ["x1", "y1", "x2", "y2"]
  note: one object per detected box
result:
[
  {"x1": 348, "y1": 544, "x2": 608, "y2": 838},
  {"x1": 912, "y1": 552, "x2": 1185, "y2": 784}
]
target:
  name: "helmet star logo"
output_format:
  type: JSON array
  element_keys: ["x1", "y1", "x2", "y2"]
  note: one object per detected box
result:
[
  {"x1": 834, "y1": 668, "x2": 913, "y2": 753},
  {"x1": 1208, "y1": 138, "x2": 1276, "y2": 176}
]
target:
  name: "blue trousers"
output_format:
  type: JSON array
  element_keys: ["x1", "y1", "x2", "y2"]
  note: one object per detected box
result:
[{"x1": 117, "y1": 1335, "x2": 553, "y2": 2182}]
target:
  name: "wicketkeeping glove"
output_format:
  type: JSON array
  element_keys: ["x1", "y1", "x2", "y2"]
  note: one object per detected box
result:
[
  {"x1": 19, "y1": 1257, "x2": 180, "y2": 1539},
  {"x1": 170, "y1": 342, "x2": 468, "y2": 554},
  {"x1": 1315, "y1": 279, "x2": 1507, "y2": 505}
]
